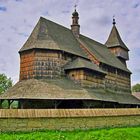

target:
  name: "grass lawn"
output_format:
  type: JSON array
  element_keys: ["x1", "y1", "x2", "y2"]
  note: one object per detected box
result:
[{"x1": 0, "y1": 126, "x2": 140, "y2": 140}]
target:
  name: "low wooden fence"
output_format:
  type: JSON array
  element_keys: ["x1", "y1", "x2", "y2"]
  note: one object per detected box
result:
[
  {"x1": 0, "y1": 109, "x2": 140, "y2": 131},
  {"x1": 0, "y1": 108, "x2": 140, "y2": 118}
]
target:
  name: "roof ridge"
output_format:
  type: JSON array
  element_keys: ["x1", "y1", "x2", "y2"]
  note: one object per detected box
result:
[
  {"x1": 80, "y1": 33, "x2": 131, "y2": 73},
  {"x1": 78, "y1": 36, "x2": 109, "y2": 64},
  {"x1": 40, "y1": 16, "x2": 71, "y2": 32},
  {"x1": 80, "y1": 34, "x2": 107, "y2": 48},
  {"x1": 64, "y1": 57, "x2": 106, "y2": 74}
]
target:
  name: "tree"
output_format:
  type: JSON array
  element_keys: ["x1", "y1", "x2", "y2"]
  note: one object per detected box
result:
[
  {"x1": 0, "y1": 74, "x2": 13, "y2": 94},
  {"x1": 132, "y1": 83, "x2": 140, "y2": 92}
]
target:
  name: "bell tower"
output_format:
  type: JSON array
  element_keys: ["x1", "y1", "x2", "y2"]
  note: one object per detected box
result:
[
  {"x1": 105, "y1": 17, "x2": 129, "y2": 65},
  {"x1": 71, "y1": 6, "x2": 80, "y2": 37}
]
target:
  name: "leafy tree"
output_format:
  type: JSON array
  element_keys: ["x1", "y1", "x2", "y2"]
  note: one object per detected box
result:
[
  {"x1": 132, "y1": 83, "x2": 140, "y2": 92},
  {"x1": 0, "y1": 74, "x2": 13, "y2": 94}
]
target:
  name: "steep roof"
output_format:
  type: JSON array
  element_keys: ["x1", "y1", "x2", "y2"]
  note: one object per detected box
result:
[
  {"x1": 64, "y1": 58, "x2": 106, "y2": 74},
  {"x1": 19, "y1": 17, "x2": 87, "y2": 58},
  {"x1": 0, "y1": 79, "x2": 140, "y2": 105},
  {"x1": 105, "y1": 25, "x2": 129, "y2": 51},
  {"x1": 79, "y1": 35, "x2": 131, "y2": 73},
  {"x1": 133, "y1": 92, "x2": 140, "y2": 100},
  {"x1": 19, "y1": 17, "x2": 130, "y2": 73}
]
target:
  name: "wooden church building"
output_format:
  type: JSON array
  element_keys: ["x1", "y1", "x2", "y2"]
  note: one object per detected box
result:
[{"x1": 0, "y1": 9, "x2": 140, "y2": 108}]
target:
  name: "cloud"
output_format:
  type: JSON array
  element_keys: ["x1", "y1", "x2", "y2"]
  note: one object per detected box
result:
[
  {"x1": 0, "y1": 59, "x2": 7, "y2": 72},
  {"x1": 10, "y1": 26, "x2": 18, "y2": 32},
  {"x1": 17, "y1": 32, "x2": 29, "y2": 37},
  {"x1": 15, "y1": 0, "x2": 23, "y2": 2},
  {"x1": 0, "y1": 27, "x2": 4, "y2": 31},
  {"x1": 62, "y1": 10, "x2": 70, "y2": 14},
  {"x1": 0, "y1": 0, "x2": 140, "y2": 86},
  {"x1": 133, "y1": 3, "x2": 139, "y2": 8},
  {"x1": 0, "y1": 6, "x2": 7, "y2": 12}
]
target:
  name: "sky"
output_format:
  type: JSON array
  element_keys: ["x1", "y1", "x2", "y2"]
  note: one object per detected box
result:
[{"x1": 0, "y1": 0, "x2": 140, "y2": 85}]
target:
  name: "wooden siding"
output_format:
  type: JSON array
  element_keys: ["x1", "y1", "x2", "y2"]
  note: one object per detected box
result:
[
  {"x1": 20, "y1": 50, "x2": 73, "y2": 80},
  {"x1": 67, "y1": 66, "x2": 130, "y2": 92},
  {"x1": 67, "y1": 69, "x2": 105, "y2": 88},
  {"x1": 20, "y1": 50, "x2": 35, "y2": 80},
  {"x1": 20, "y1": 49, "x2": 131, "y2": 94},
  {"x1": 0, "y1": 109, "x2": 140, "y2": 118},
  {"x1": 105, "y1": 72, "x2": 131, "y2": 93},
  {"x1": 109, "y1": 47, "x2": 129, "y2": 60},
  {"x1": 67, "y1": 69, "x2": 84, "y2": 81},
  {"x1": 34, "y1": 50, "x2": 62, "y2": 79}
]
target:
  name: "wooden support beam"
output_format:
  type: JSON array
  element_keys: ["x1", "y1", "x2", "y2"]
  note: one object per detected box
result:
[
  {"x1": 113, "y1": 103, "x2": 116, "y2": 108},
  {"x1": 7, "y1": 100, "x2": 10, "y2": 109},
  {"x1": 19, "y1": 100, "x2": 24, "y2": 109},
  {"x1": 0, "y1": 101, "x2": 1, "y2": 109},
  {"x1": 9, "y1": 100, "x2": 14, "y2": 109},
  {"x1": 102, "y1": 102, "x2": 105, "y2": 108},
  {"x1": 54, "y1": 100, "x2": 57, "y2": 109},
  {"x1": 21, "y1": 100, "x2": 24, "y2": 109},
  {"x1": 54, "y1": 100, "x2": 62, "y2": 109}
]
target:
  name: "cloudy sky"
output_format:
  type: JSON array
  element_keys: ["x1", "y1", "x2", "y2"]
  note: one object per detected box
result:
[{"x1": 0, "y1": 0, "x2": 140, "y2": 85}]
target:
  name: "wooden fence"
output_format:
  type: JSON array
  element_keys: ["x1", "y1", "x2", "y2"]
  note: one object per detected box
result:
[{"x1": 0, "y1": 108, "x2": 140, "y2": 118}]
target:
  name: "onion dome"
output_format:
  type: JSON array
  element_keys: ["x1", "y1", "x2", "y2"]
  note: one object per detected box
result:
[{"x1": 72, "y1": 9, "x2": 79, "y2": 16}]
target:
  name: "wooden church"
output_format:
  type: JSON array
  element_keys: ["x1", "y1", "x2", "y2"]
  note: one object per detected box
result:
[{"x1": 0, "y1": 9, "x2": 140, "y2": 108}]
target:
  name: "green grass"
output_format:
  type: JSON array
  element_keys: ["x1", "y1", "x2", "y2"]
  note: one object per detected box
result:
[{"x1": 0, "y1": 126, "x2": 140, "y2": 140}]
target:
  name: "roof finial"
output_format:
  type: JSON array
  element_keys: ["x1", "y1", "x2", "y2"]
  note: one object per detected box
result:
[
  {"x1": 113, "y1": 15, "x2": 116, "y2": 25},
  {"x1": 74, "y1": 4, "x2": 77, "y2": 12},
  {"x1": 72, "y1": 4, "x2": 78, "y2": 17},
  {"x1": 74, "y1": 0, "x2": 79, "y2": 11}
]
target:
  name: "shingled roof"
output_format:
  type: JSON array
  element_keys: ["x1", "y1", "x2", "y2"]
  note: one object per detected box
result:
[
  {"x1": 19, "y1": 17, "x2": 130, "y2": 73},
  {"x1": 64, "y1": 58, "x2": 106, "y2": 74},
  {"x1": 133, "y1": 92, "x2": 140, "y2": 100},
  {"x1": 79, "y1": 35, "x2": 131, "y2": 73},
  {"x1": 105, "y1": 24, "x2": 129, "y2": 51},
  {"x1": 0, "y1": 79, "x2": 140, "y2": 105},
  {"x1": 19, "y1": 17, "x2": 87, "y2": 58}
]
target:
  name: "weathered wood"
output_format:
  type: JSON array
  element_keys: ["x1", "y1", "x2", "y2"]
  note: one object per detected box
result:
[
  {"x1": 20, "y1": 50, "x2": 74, "y2": 80},
  {"x1": 79, "y1": 42, "x2": 100, "y2": 65},
  {"x1": 20, "y1": 50, "x2": 35, "y2": 80},
  {"x1": 110, "y1": 47, "x2": 129, "y2": 60},
  {"x1": 19, "y1": 47, "x2": 131, "y2": 94},
  {"x1": 0, "y1": 109, "x2": 140, "y2": 118}
]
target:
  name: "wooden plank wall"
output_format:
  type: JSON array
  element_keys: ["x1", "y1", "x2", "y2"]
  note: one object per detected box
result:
[
  {"x1": 20, "y1": 50, "x2": 35, "y2": 80},
  {"x1": 20, "y1": 50, "x2": 73, "y2": 80},
  {"x1": 105, "y1": 72, "x2": 131, "y2": 93},
  {"x1": 67, "y1": 69, "x2": 105, "y2": 88},
  {"x1": 110, "y1": 47, "x2": 129, "y2": 60},
  {"x1": 0, "y1": 109, "x2": 140, "y2": 118}
]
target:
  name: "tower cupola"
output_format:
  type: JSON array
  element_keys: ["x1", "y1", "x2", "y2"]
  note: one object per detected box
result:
[
  {"x1": 105, "y1": 18, "x2": 129, "y2": 65},
  {"x1": 71, "y1": 8, "x2": 80, "y2": 37}
]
